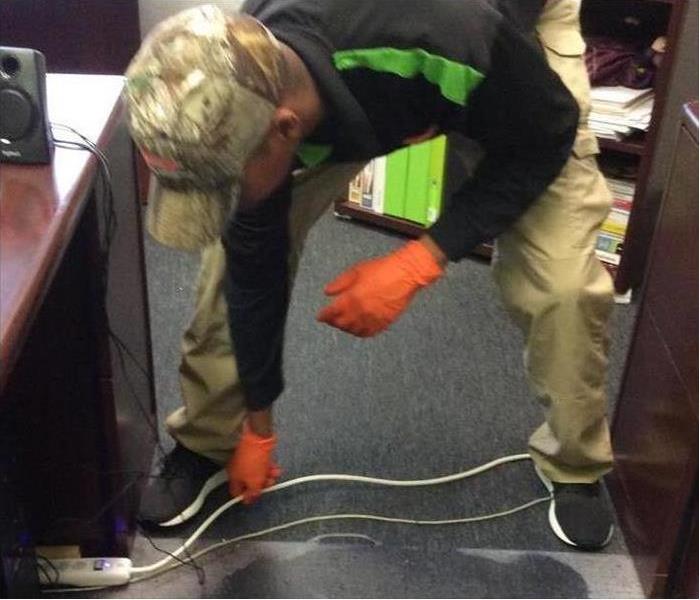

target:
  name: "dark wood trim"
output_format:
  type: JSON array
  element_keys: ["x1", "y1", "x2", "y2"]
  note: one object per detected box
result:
[
  {"x1": 614, "y1": 0, "x2": 689, "y2": 293},
  {"x1": 131, "y1": 145, "x2": 158, "y2": 418},
  {"x1": 335, "y1": 201, "x2": 429, "y2": 238},
  {"x1": 334, "y1": 200, "x2": 493, "y2": 260},
  {"x1": 598, "y1": 137, "x2": 646, "y2": 156}
]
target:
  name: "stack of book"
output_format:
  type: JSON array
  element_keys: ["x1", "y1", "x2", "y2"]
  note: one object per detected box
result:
[
  {"x1": 348, "y1": 136, "x2": 447, "y2": 226},
  {"x1": 589, "y1": 86, "x2": 654, "y2": 141},
  {"x1": 596, "y1": 176, "x2": 635, "y2": 271}
]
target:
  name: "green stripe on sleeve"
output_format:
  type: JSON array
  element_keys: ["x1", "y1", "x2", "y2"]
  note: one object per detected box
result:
[
  {"x1": 333, "y1": 47, "x2": 484, "y2": 107},
  {"x1": 296, "y1": 142, "x2": 333, "y2": 168}
]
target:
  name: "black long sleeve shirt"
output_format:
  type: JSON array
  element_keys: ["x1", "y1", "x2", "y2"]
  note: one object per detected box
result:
[{"x1": 225, "y1": 0, "x2": 579, "y2": 410}]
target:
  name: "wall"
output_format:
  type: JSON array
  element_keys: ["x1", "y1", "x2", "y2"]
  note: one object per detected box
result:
[
  {"x1": 139, "y1": 0, "x2": 245, "y2": 38},
  {"x1": 0, "y1": 1, "x2": 140, "y2": 74}
]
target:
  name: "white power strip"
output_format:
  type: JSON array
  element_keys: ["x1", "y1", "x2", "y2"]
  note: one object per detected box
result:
[{"x1": 38, "y1": 557, "x2": 132, "y2": 588}]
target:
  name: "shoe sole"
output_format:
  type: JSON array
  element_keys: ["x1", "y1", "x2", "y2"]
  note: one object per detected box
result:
[
  {"x1": 158, "y1": 469, "x2": 229, "y2": 527},
  {"x1": 534, "y1": 464, "x2": 614, "y2": 550}
]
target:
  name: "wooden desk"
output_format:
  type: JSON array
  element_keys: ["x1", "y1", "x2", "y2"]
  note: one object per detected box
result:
[
  {"x1": 1, "y1": 75, "x2": 123, "y2": 387},
  {"x1": 0, "y1": 75, "x2": 156, "y2": 571}
]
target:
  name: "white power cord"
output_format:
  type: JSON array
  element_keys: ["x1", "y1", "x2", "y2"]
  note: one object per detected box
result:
[
  {"x1": 45, "y1": 453, "x2": 550, "y2": 592},
  {"x1": 130, "y1": 497, "x2": 549, "y2": 585}
]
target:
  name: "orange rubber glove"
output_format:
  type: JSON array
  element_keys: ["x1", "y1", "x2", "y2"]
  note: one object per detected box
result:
[
  {"x1": 227, "y1": 422, "x2": 281, "y2": 504},
  {"x1": 317, "y1": 240, "x2": 444, "y2": 337}
]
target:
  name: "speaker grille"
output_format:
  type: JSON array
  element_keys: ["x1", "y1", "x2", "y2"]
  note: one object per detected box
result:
[
  {"x1": 0, "y1": 46, "x2": 52, "y2": 163},
  {"x1": 0, "y1": 88, "x2": 34, "y2": 141}
]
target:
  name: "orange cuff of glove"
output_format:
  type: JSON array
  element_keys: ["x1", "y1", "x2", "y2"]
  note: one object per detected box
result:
[
  {"x1": 393, "y1": 239, "x2": 445, "y2": 285},
  {"x1": 227, "y1": 421, "x2": 280, "y2": 505}
]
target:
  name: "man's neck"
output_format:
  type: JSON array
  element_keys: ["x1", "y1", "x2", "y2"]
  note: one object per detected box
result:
[{"x1": 279, "y1": 43, "x2": 326, "y2": 137}]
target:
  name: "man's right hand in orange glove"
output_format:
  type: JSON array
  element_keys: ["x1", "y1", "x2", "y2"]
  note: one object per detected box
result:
[
  {"x1": 317, "y1": 237, "x2": 446, "y2": 337},
  {"x1": 227, "y1": 419, "x2": 281, "y2": 504}
]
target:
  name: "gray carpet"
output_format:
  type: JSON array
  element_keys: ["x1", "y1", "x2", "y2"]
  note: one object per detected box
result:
[{"x1": 124, "y1": 208, "x2": 641, "y2": 597}]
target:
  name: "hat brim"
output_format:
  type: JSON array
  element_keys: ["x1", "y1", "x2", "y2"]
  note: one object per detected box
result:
[{"x1": 145, "y1": 176, "x2": 239, "y2": 251}]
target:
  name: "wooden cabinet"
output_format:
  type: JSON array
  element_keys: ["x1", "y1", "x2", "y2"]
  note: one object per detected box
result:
[{"x1": 607, "y1": 102, "x2": 698, "y2": 598}]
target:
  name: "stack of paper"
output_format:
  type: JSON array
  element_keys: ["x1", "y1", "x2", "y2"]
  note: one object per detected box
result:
[
  {"x1": 589, "y1": 86, "x2": 654, "y2": 140},
  {"x1": 596, "y1": 177, "x2": 635, "y2": 267}
]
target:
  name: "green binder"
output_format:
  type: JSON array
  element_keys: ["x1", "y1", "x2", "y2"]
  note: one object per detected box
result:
[
  {"x1": 426, "y1": 135, "x2": 447, "y2": 225},
  {"x1": 404, "y1": 141, "x2": 432, "y2": 225},
  {"x1": 382, "y1": 148, "x2": 409, "y2": 219}
]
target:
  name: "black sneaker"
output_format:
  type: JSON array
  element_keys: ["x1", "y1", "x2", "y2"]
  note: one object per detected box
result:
[
  {"x1": 139, "y1": 444, "x2": 227, "y2": 527},
  {"x1": 535, "y1": 465, "x2": 614, "y2": 550}
]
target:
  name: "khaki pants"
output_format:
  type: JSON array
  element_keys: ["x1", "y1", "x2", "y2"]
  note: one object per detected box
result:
[
  {"x1": 167, "y1": 0, "x2": 614, "y2": 482},
  {"x1": 166, "y1": 162, "x2": 365, "y2": 463}
]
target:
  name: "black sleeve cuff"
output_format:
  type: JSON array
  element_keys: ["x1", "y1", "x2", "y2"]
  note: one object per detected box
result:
[
  {"x1": 242, "y1": 371, "x2": 284, "y2": 411},
  {"x1": 428, "y1": 215, "x2": 483, "y2": 262}
]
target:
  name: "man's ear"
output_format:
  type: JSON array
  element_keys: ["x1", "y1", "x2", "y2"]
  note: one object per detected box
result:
[{"x1": 272, "y1": 107, "x2": 304, "y2": 143}]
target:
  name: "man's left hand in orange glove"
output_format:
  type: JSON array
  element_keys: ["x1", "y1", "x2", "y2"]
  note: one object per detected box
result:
[
  {"x1": 228, "y1": 414, "x2": 281, "y2": 505},
  {"x1": 317, "y1": 237, "x2": 446, "y2": 337}
]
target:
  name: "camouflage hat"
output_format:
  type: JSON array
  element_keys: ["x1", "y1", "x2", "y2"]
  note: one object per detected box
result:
[{"x1": 124, "y1": 5, "x2": 285, "y2": 250}]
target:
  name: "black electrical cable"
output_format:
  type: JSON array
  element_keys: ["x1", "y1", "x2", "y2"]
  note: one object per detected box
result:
[
  {"x1": 108, "y1": 329, "x2": 152, "y2": 395},
  {"x1": 141, "y1": 527, "x2": 206, "y2": 585},
  {"x1": 50, "y1": 127, "x2": 157, "y2": 453}
]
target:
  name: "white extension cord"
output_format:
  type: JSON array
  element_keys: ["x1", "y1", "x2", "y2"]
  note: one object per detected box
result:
[{"x1": 44, "y1": 453, "x2": 550, "y2": 592}]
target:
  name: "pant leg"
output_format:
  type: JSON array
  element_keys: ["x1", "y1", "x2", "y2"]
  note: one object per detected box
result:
[
  {"x1": 491, "y1": 0, "x2": 614, "y2": 483},
  {"x1": 166, "y1": 162, "x2": 364, "y2": 464}
]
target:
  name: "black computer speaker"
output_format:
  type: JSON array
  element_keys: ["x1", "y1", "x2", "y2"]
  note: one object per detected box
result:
[{"x1": 0, "y1": 47, "x2": 53, "y2": 164}]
